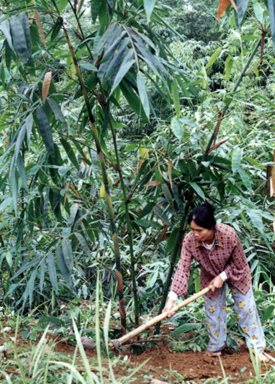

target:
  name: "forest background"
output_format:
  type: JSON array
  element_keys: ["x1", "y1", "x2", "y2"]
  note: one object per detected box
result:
[{"x1": 1, "y1": 0, "x2": 275, "y2": 382}]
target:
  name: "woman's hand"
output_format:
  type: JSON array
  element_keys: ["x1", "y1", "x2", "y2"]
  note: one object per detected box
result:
[
  {"x1": 210, "y1": 275, "x2": 224, "y2": 292},
  {"x1": 162, "y1": 297, "x2": 175, "y2": 318}
]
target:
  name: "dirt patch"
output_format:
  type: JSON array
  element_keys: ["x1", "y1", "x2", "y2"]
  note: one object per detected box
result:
[{"x1": 1, "y1": 324, "x2": 274, "y2": 383}]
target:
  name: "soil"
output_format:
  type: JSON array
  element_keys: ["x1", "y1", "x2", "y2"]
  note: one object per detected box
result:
[{"x1": 1, "y1": 323, "x2": 275, "y2": 383}]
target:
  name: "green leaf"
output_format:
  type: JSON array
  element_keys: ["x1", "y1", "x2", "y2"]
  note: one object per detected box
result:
[
  {"x1": 189, "y1": 182, "x2": 205, "y2": 200},
  {"x1": 62, "y1": 237, "x2": 74, "y2": 274},
  {"x1": 171, "y1": 117, "x2": 183, "y2": 140},
  {"x1": 171, "y1": 77, "x2": 180, "y2": 117},
  {"x1": 162, "y1": 184, "x2": 174, "y2": 209},
  {"x1": 166, "y1": 226, "x2": 179, "y2": 253},
  {"x1": 17, "y1": 152, "x2": 28, "y2": 191},
  {"x1": 268, "y1": 0, "x2": 275, "y2": 47},
  {"x1": 56, "y1": 0, "x2": 68, "y2": 12},
  {"x1": 0, "y1": 20, "x2": 14, "y2": 51},
  {"x1": 109, "y1": 49, "x2": 135, "y2": 95},
  {"x1": 264, "y1": 305, "x2": 274, "y2": 320},
  {"x1": 19, "y1": 13, "x2": 31, "y2": 59},
  {"x1": 238, "y1": 168, "x2": 252, "y2": 192},
  {"x1": 11, "y1": 167, "x2": 18, "y2": 217},
  {"x1": 144, "y1": 0, "x2": 157, "y2": 20},
  {"x1": 56, "y1": 245, "x2": 72, "y2": 287},
  {"x1": 25, "y1": 115, "x2": 33, "y2": 150},
  {"x1": 91, "y1": 0, "x2": 101, "y2": 23},
  {"x1": 47, "y1": 98, "x2": 68, "y2": 131},
  {"x1": 74, "y1": 232, "x2": 90, "y2": 257},
  {"x1": 247, "y1": 210, "x2": 264, "y2": 233},
  {"x1": 172, "y1": 184, "x2": 185, "y2": 216},
  {"x1": 14, "y1": 123, "x2": 26, "y2": 163},
  {"x1": 172, "y1": 323, "x2": 199, "y2": 335},
  {"x1": 224, "y1": 56, "x2": 233, "y2": 80},
  {"x1": 80, "y1": 63, "x2": 98, "y2": 72},
  {"x1": 51, "y1": 17, "x2": 63, "y2": 41},
  {"x1": 137, "y1": 74, "x2": 150, "y2": 119},
  {"x1": 253, "y1": 2, "x2": 264, "y2": 23},
  {"x1": 9, "y1": 14, "x2": 31, "y2": 63},
  {"x1": 153, "y1": 205, "x2": 170, "y2": 226},
  {"x1": 48, "y1": 252, "x2": 58, "y2": 293},
  {"x1": 60, "y1": 138, "x2": 79, "y2": 170},
  {"x1": 36, "y1": 106, "x2": 55, "y2": 157},
  {"x1": 231, "y1": 147, "x2": 243, "y2": 174},
  {"x1": 236, "y1": 0, "x2": 249, "y2": 26},
  {"x1": 205, "y1": 47, "x2": 222, "y2": 70}
]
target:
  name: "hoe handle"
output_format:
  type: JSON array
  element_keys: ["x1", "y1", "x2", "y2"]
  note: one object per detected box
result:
[{"x1": 109, "y1": 285, "x2": 213, "y2": 349}]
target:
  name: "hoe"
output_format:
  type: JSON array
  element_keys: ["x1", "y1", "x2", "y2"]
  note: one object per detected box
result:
[{"x1": 109, "y1": 285, "x2": 213, "y2": 349}]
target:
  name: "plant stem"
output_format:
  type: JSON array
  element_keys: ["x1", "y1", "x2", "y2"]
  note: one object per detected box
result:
[
  {"x1": 109, "y1": 118, "x2": 139, "y2": 327},
  {"x1": 154, "y1": 213, "x2": 187, "y2": 334},
  {"x1": 63, "y1": 26, "x2": 126, "y2": 333}
]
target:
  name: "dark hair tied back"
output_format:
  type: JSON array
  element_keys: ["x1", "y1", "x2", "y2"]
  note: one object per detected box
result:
[{"x1": 187, "y1": 201, "x2": 216, "y2": 229}]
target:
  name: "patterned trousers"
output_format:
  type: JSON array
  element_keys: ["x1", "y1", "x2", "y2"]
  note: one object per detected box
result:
[{"x1": 204, "y1": 284, "x2": 266, "y2": 353}]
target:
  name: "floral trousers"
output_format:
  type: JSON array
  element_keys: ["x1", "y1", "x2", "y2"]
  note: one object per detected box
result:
[{"x1": 204, "y1": 284, "x2": 266, "y2": 353}]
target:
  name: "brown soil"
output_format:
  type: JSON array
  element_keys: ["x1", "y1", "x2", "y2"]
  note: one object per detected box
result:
[{"x1": 1, "y1": 325, "x2": 274, "y2": 383}]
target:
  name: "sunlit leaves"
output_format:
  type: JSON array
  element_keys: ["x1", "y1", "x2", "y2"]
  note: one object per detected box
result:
[
  {"x1": 143, "y1": 0, "x2": 157, "y2": 20},
  {"x1": 171, "y1": 117, "x2": 182, "y2": 140},
  {"x1": 231, "y1": 147, "x2": 243, "y2": 174}
]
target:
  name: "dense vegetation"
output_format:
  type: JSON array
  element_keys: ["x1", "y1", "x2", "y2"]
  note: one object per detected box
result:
[{"x1": 0, "y1": 0, "x2": 275, "y2": 382}]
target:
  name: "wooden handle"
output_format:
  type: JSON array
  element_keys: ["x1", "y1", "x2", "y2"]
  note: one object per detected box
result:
[{"x1": 109, "y1": 285, "x2": 213, "y2": 349}]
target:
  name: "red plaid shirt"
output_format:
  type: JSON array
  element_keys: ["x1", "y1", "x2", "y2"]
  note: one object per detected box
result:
[{"x1": 170, "y1": 223, "x2": 251, "y2": 300}]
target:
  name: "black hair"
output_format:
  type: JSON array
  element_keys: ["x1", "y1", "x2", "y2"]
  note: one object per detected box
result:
[{"x1": 187, "y1": 201, "x2": 216, "y2": 229}]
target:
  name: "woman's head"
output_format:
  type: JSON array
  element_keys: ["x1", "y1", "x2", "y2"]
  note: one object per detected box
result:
[{"x1": 187, "y1": 202, "x2": 216, "y2": 230}]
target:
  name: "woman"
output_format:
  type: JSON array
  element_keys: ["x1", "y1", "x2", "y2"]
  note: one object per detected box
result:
[{"x1": 163, "y1": 202, "x2": 268, "y2": 362}]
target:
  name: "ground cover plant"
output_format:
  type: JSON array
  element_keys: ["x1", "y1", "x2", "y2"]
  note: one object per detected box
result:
[{"x1": 0, "y1": 0, "x2": 275, "y2": 382}]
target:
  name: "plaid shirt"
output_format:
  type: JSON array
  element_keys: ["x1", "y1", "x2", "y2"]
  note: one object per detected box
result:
[{"x1": 170, "y1": 223, "x2": 251, "y2": 300}]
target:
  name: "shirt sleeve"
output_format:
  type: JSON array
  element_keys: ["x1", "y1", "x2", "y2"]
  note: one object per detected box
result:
[
  {"x1": 224, "y1": 231, "x2": 251, "y2": 282},
  {"x1": 170, "y1": 238, "x2": 193, "y2": 298}
]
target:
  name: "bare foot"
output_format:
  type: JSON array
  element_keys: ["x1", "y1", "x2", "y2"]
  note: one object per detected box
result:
[
  {"x1": 258, "y1": 353, "x2": 269, "y2": 363},
  {"x1": 204, "y1": 351, "x2": 222, "y2": 357}
]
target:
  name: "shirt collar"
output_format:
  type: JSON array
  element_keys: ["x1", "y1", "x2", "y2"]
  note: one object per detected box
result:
[{"x1": 195, "y1": 227, "x2": 223, "y2": 248}]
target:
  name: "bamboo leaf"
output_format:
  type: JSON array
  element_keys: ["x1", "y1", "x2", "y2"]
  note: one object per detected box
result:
[
  {"x1": 162, "y1": 184, "x2": 174, "y2": 209},
  {"x1": 172, "y1": 184, "x2": 185, "y2": 216},
  {"x1": 11, "y1": 167, "x2": 18, "y2": 216},
  {"x1": 51, "y1": 17, "x2": 63, "y2": 41},
  {"x1": 153, "y1": 205, "x2": 170, "y2": 226},
  {"x1": 56, "y1": 245, "x2": 72, "y2": 287},
  {"x1": 25, "y1": 115, "x2": 33, "y2": 150},
  {"x1": 171, "y1": 117, "x2": 183, "y2": 140},
  {"x1": 172, "y1": 323, "x2": 199, "y2": 335},
  {"x1": 48, "y1": 252, "x2": 58, "y2": 293},
  {"x1": 238, "y1": 167, "x2": 252, "y2": 192},
  {"x1": 171, "y1": 77, "x2": 180, "y2": 117},
  {"x1": 36, "y1": 106, "x2": 55, "y2": 157},
  {"x1": 137, "y1": 74, "x2": 150, "y2": 119},
  {"x1": 62, "y1": 237, "x2": 74, "y2": 274},
  {"x1": 236, "y1": 0, "x2": 249, "y2": 26},
  {"x1": 189, "y1": 182, "x2": 205, "y2": 200},
  {"x1": 74, "y1": 232, "x2": 90, "y2": 257},
  {"x1": 34, "y1": 11, "x2": 47, "y2": 50},
  {"x1": 9, "y1": 14, "x2": 31, "y2": 63},
  {"x1": 19, "y1": 13, "x2": 32, "y2": 58},
  {"x1": 272, "y1": 165, "x2": 275, "y2": 197},
  {"x1": 253, "y1": 2, "x2": 264, "y2": 23},
  {"x1": 224, "y1": 56, "x2": 233, "y2": 80},
  {"x1": 144, "y1": 0, "x2": 157, "y2": 20},
  {"x1": 232, "y1": 147, "x2": 243, "y2": 174},
  {"x1": 216, "y1": 0, "x2": 231, "y2": 21},
  {"x1": 0, "y1": 20, "x2": 14, "y2": 51},
  {"x1": 14, "y1": 123, "x2": 26, "y2": 163},
  {"x1": 17, "y1": 152, "x2": 28, "y2": 191},
  {"x1": 47, "y1": 98, "x2": 68, "y2": 131},
  {"x1": 40, "y1": 260, "x2": 45, "y2": 292},
  {"x1": 205, "y1": 47, "x2": 222, "y2": 70},
  {"x1": 109, "y1": 49, "x2": 135, "y2": 95},
  {"x1": 268, "y1": 0, "x2": 275, "y2": 46},
  {"x1": 247, "y1": 210, "x2": 264, "y2": 233},
  {"x1": 91, "y1": 0, "x2": 101, "y2": 23},
  {"x1": 60, "y1": 138, "x2": 79, "y2": 170},
  {"x1": 42, "y1": 72, "x2": 52, "y2": 104}
]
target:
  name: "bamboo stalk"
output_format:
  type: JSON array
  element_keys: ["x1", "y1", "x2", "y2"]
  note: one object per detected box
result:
[
  {"x1": 62, "y1": 26, "x2": 127, "y2": 333},
  {"x1": 109, "y1": 285, "x2": 212, "y2": 349}
]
